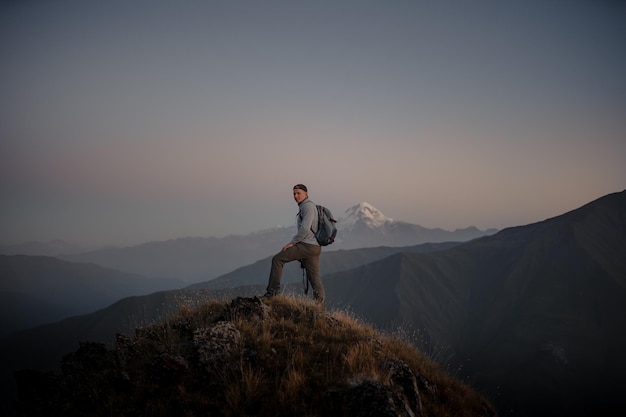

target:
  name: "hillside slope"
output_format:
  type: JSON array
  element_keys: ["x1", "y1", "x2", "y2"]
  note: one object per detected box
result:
[
  {"x1": 190, "y1": 241, "x2": 459, "y2": 290},
  {"x1": 14, "y1": 296, "x2": 496, "y2": 417},
  {"x1": 0, "y1": 255, "x2": 183, "y2": 335},
  {"x1": 324, "y1": 190, "x2": 626, "y2": 416}
]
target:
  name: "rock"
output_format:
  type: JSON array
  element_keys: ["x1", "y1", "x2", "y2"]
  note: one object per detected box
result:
[
  {"x1": 194, "y1": 321, "x2": 241, "y2": 371},
  {"x1": 344, "y1": 379, "x2": 407, "y2": 417},
  {"x1": 222, "y1": 296, "x2": 269, "y2": 322},
  {"x1": 385, "y1": 358, "x2": 424, "y2": 416}
]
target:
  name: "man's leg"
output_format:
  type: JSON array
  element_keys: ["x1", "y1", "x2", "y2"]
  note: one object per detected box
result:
[
  {"x1": 301, "y1": 245, "x2": 324, "y2": 307},
  {"x1": 266, "y1": 244, "x2": 305, "y2": 295}
]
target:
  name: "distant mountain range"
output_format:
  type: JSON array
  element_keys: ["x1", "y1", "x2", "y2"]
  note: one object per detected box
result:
[
  {"x1": 2, "y1": 191, "x2": 624, "y2": 416},
  {"x1": 0, "y1": 239, "x2": 100, "y2": 257},
  {"x1": 336, "y1": 202, "x2": 498, "y2": 249},
  {"x1": 0, "y1": 255, "x2": 183, "y2": 336},
  {"x1": 53, "y1": 202, "x2": 495, "y2": 283},
  {"x1": 0, "y1": 242, "x2": 457, "y2": 367}
]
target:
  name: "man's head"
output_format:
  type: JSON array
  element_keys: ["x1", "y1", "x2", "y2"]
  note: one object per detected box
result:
[{"x1": 293, "y1": 184, "x2": 308, "y2": 203}]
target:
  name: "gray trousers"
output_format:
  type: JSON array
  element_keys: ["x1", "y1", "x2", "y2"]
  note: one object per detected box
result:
[{"x1": 266, "y1": 242, "x2": 324, "y2": 305}]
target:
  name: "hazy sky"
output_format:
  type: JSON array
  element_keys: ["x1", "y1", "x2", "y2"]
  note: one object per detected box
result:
[{"x1": 2, "y1": 0, "x2": 625, "y2": 247}]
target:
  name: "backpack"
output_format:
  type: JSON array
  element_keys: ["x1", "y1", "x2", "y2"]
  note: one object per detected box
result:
[{"x1": 310, "y1": 203, "x2": 338, "y2": 246}]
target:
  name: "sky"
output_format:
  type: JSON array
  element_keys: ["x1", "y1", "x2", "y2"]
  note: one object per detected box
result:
[{"x1": 1, "y1": 0, "x2": 625, "y2": 247}]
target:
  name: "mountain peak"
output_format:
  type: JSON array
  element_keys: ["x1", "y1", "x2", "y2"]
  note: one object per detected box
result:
[{"x1": 340, "y1": 202, "x2": 393, "y2": 229}]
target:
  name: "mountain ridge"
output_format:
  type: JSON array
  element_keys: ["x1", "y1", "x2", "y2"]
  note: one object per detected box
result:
[
  {"x1": 0, "y1": 255, "x2": 183, "y2": 336},
  {"x1": 55, "y1": 202, "x2": 495, "y2": 282},
  {"x1": 323, "y1": 190, "x2": 626, "y2": 416}
]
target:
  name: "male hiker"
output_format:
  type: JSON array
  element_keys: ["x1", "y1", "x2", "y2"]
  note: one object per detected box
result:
[{"x1": 264, "y1": 184, "x2": 325, "y2": 307}]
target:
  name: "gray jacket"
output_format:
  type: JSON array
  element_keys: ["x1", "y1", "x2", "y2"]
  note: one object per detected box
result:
[{"x1": 291, "y1": 198, "x2": 319, "y2": 246}]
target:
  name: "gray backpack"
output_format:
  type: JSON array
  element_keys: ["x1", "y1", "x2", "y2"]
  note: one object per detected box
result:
[{"x1": 312, "y1": 204, "x2": 338, "y2": 246}]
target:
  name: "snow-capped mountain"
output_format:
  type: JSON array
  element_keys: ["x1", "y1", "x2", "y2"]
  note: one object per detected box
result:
[
  {"x1": 332, "y1": 202, "x2": 496, "y2": 249},
  {"x1": 339, "y1": 202, "x2": 393, "y2": 229}
]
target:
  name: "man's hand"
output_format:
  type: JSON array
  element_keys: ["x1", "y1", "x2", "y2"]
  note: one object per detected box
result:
[{"x1": 282, "y1": 243, "x2": 294, "y2": 251}]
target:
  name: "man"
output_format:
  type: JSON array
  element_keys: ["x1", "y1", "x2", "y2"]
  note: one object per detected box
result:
[{"x1": 264, "y1": 184, "x2": 325, "y2": 307}]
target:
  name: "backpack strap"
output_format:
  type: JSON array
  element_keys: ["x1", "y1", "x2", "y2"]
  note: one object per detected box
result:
[{"x1": 300, "y1": 259, "x2": 309, "y2": 295}]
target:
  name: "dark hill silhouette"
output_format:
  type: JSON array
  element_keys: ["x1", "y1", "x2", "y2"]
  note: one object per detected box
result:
[
  {"x1": 0, "y1": 255, "x2": 183, "y2": 336},
  {"x1": 323, "y1": 190, "x2": 626, "y2": 416},
  {"x1": 0, "y1": 288, "x2": 231, "y2": 417},
  {"x1": 0, "y1": 240, "x2": 87, "y2": 257},
  {"x1": 0, "y1": 291, "x2": 72, "y2": 337}
]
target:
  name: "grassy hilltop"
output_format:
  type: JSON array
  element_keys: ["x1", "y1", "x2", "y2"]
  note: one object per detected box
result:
[{"x1": 15, "y1": 296, "x2": 496, "y2": 417}]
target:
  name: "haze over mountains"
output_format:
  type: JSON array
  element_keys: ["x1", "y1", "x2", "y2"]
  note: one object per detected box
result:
[
  {"x1": 0, "y1": 256, "x2": 183, "y2": 336},
  {"x1": 53, "y1": 202, "x2": 496, "y2": 283},
  {"x1": 0, "y1": 240, "x2": 90, "y2": 257},
  {"x1": 0, "y1": 202, "x2": 490, "y2": 336},
  {"x1": 2, "y1": 192, "x2": 624, "y2": 416}
]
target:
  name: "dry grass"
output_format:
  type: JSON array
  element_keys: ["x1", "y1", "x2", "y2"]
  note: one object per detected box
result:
[
  {"x1": 199, "y1": 295, "x2": 495, "y2": 417},
  {"x1": 20, "y1": 294, "x2": 496, "y2": 417}
]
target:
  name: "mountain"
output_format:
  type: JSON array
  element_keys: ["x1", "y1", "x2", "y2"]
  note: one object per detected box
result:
[
  {"x1": 59, "y1": 203, "x2": 495, "y2": 283},
  {"x1": 0, "y1": 255, "x2": 183, "y2": 336},
  {"x1": 340, "y1": 201, "x2": 394, "y2": 228},
  {"x1": 322, "y1": 190, "x2": 626, "y2": 416},
  {"x1": 336, "y1": 202, "x2": 497, "y2": 249},
  {"x1": 188, "y1": 241, "x2": 459, "y2": 290},
  {"x1": 0, "y1": 240, "x2": 91, "y2": 257},
  {"x1": 60, "y1": 229, "x2": 296, "y2": 283}
]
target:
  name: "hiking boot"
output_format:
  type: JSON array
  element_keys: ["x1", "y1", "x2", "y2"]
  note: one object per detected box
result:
[{"x1": 263, "y1": 286, "x2": 281, "y2": 298}]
